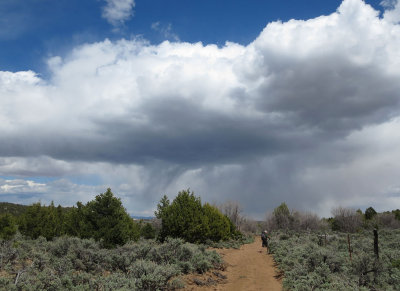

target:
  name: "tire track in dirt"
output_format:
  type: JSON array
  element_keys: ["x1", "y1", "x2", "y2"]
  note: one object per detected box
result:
[{"x1": 183, "y1": 237, "x2": 282, "y2": 291}]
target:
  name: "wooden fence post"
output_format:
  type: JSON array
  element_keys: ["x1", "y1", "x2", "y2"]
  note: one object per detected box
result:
[
  {"x1": 347, "y1": 234, "x2": 352, "y2": 262},
  {"x1": 373, "y1": 229, "x2": 379, "y2": 259},
  {"x1": 373, "y1": 229, "x2": 379, "y2": 284}
]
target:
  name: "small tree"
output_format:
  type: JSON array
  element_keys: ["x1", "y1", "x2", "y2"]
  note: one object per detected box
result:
[
  {"x1": 158, "y1": 189, "x2": 238, "y2": 243},
  {"x1": 65, "y1": 188, "x2": 140, "y2": 248},
  {"x1": 292, "y1": 211, "x2": 321, "y2": 231},
  {"x1": 219, "y1": 201, "x2": 244, "y2": 231},
  {"x1": 155, "y1": 195, "x2": 170, "y2": 220},
  {"x1": 240, "y1": 217, "x2": 259, "y2": 234},
  {"x1": 160, "y1": 189, "x2": 208, "y2": 243},
  {"x1": 42, "y1": 201, "x2": 65, "y2": 239},
  {"x1": 203, "y1": 203, "x2": 231, "y2": 241},
  {"x1": 18, "y1": 202, "x2": 47, "y2": 239},
  {"x1": 0, "y1": 213, "x2": 17, "y2": 240},
  {"x1": 64, "y1": 201, "x2": 89, "y2": 237},
  {"x1": 331, "y1": 207, "x2": 362, "y2": 233},
  {"x1": 140, "y1": 222, "x2": 156, "y2": 239},
  {"x1": 365, "y1": 207, "x2": 377, "y2": 220},
  {"x1": 84, "y1": 188, "x2": 140, "y2": 248},
  {"x1": 18, "y1": 202, "x2": 66, "y2": 240},
  {"x1": 376, "y1": 212, "x2": 400, "y2": 229},
  {"x1": 273, "y1": 202, "x2": 292, "y2": 230},
  {"x1": 392, "y1": 209, "x2": 400, "y2": 221}
]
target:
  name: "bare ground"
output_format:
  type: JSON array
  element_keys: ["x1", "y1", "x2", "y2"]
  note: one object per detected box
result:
[{"x1": 182, "y1": 237, "x2": 282, "y2": 291}]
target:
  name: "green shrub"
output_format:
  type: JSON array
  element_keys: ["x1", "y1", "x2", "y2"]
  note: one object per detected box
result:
[
  {"x1": 16, "y1": 189, "x2": 140, "y2": 248},
  {"x1": 159, "y1": 189, "x2": 209, "y2": 243},
  {"x1": 203, "y1": 203, "x2": 231, "y2": 241},
  {"x1": 18, "y1": 202, "x2": 65, "y2": 240},
  {"x1": 157, "y1": 189, "x2": 240, "y2": 243},
  {"x1": 140, "y1": 222, "x2": 156, "y2": 239},
  {"x1": 0, "y1": 213, "x2": 17, "y2": 240},
  {"x1": 67, "y1": 188, "x2": 140, "y2": 248}
]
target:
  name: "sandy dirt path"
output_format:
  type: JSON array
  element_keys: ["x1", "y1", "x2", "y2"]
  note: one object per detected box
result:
[{"x1": 183, "y1": 237, "x2": 282, "y2": 291}]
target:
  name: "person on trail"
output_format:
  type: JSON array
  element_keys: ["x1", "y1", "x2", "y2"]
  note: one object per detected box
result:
[
  {"x1": 261, "y1": 230, "x2": 269, "y2": 248},
  {"x1": 261, "y1": 230, "x2": 272, "y2": 253}
]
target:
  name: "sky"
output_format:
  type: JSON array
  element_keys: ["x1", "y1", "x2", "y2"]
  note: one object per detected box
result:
[{"x1": 1, "y1": 0, "x2": 400, "y2": 219}]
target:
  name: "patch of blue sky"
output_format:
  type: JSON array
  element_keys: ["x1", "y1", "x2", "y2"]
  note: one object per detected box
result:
[
  {"x1": 0, "y1": 0, "x2": 107, "y2": 73},
  {"x1": 0, "y1": 0, "x2": 386, "y2": 75},
  {"x1": 131, "y1": 0, "x2": 385, "y2": 45}
]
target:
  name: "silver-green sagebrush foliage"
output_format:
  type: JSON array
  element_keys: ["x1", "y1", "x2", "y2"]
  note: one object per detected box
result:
[
  {"x1": 0, "y1": 235, "x2": 222, "y2": 290},
  {"x1": 269, "y1": 229, "x2": 400, "y2": 291}
]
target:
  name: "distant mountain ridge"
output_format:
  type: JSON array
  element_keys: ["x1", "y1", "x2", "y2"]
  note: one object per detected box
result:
[
  {"x1": 131, "y1": 216, "x2": 155, "y2": 220},
  {"x1": 0, "y1": 202, "x2": 29, "y2": 217},
  {"x1": 0, "y1": 201, "x2": 75, "y2": 217},
  {"x1": 0, "y1": 201, "x2": 154, "y2": 220}
]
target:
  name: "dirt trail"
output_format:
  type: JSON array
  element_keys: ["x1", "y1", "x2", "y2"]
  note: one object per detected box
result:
[{"x1": 183, "y1": 237, "x2": 282, "y2": 291}]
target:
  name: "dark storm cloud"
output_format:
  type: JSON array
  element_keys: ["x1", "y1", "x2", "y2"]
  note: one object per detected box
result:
[
  {"x1": 0, "y1": 100, "x2": 306, "y2": 166},
  {"x1": 256, "y1": 58, "x2": 400, "y2": 132}
]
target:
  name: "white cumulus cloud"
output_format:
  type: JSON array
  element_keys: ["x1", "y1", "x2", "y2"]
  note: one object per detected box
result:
[
  {"x1": 383, "y1": 0, "x2": 400, "y2": 23},
  {"x1": 102, "y1": 0, "x2": 135, "y2": 26},
  {"x1": 151, "y1": 22, "x2": 180, "y2": 41}
]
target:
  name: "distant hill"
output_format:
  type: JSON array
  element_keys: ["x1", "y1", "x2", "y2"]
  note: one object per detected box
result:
[
  {"x1": 0, "y1": 202, "x2": 29, "y2": 217},
  {"x1": 0, "y1": 202, "x2": 155, "y2": 220},
  {"x1": 0, "y1": 202, "x2": 72, "y2": 217},
  {"x1": 132, "y1": 216, "x2": 155, "y2": 221}
]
